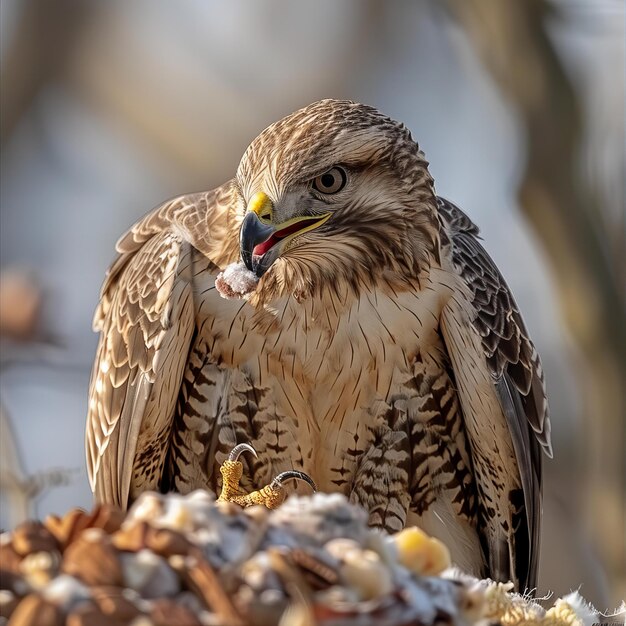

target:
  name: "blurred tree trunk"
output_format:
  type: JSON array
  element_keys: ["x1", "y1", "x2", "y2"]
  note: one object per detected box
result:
[
  {"x1": 448, "y1": 0, "x2": 625, "y2": 600},
  {"x1": 0, "y1": 0, "x2": 91, "y2": 143}
]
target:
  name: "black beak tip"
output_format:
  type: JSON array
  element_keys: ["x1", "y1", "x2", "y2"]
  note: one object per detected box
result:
[
  {"x1": 241, "y1": 249, "x2": 253, "y2": 272},
  {"x1": 240, "y1": 212, "x2": 276, "y2": 275},
  {"x1": 253, "y1": 260, "x2": 272, "y2": 278}
]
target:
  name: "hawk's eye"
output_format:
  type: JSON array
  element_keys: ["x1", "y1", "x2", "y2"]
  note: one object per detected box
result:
[{"x1": 312, "y1": 167, "x2": 347, "y2": 195}]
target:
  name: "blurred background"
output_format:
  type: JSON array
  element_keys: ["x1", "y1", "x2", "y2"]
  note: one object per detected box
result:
[{"x1": 0, "y1": 0, "x2": 624, "y2": 608}]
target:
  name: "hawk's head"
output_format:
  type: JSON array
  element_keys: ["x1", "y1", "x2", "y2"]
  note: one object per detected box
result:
[{"x1": 236, "y1": 100, "x2": 439, "y2": 301}]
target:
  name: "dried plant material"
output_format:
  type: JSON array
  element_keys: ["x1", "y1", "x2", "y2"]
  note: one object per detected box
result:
[
  {"x1": 215, "y1": 262, "x2": 259, "y2": 299},
  {"x1": 65, "y1": 601, "x2": 123, "y2": 626},
  {"x1": 44, "y1": 506, "x2": 125, "y2": 552},
  {"x1": 12, "y1": 522, "x2": 58, "y2": 557},
  {"x1": 278, "y1": 598, "x2": 317, "y2": 626},
  {"x1": 324, "y1": 538, "x2": 361, "y2": 562},
  {"x1": 290, "y1": 549, "x2": 338, "y2": 589},
  {"x1": 111, "y1": 522, "x2": 151, "y2": 554},
  {"x1": 0, "y1": 569, "x2": 30, "y2": 597},
  {"x1": 0, "y1": 589, "x2": 19, "y2": 619},
  {"x1": 171, "y1": 591, "x2": 206, "y2": 617},
  {"x1": 242, "y1": 504, "x2": 270, "y2": 524},
  {"x1": 268, "y1": 550, "x2": 316, "y2": 626},
  {"x1": 339, "y1": 549, "x2": 393, "y2": 601},
  {"x1": 543, "y1": 592, "x2": 599, "y2": 626},
  {"x1": 124, "y1": 493, "x2": 164, "y2": 525},
  {"x1": 112, "y1": 522, "x2": 192, "y2": 560},
  {"x1": 183, "y1": 549, "x2": 244, "y2": 625},
  {"x1": 214, "y1": 500, "x2": 244, "y2": 517},
  {"x1": 149, "y1": 598, "x2": 203, "y2": 626},
  {"x1": 240, "y1": 553, "x2": 284, "y2": 594},
  {"x1": 144, "y1": 527, "x2": 192, "y2": 558},
  {"x1": 19, "y1": 551, "x2": 61, "y2": 589},
  {"x1": 43, "y1": 510, "x2": 90, "y2": 551},
  {"x1": 500, "y1": 601, "x2": 544, "y2": 626},
  {"x1": 268, "y1": 549, "x2": 314, "y2": 599},
  {"x1": 6, "y1": 593, "x2": 64, "y2": 626},
  {"x1": 313, "y1": 585, "x2": 360, "y2": 608},
  {"x1": 0, "y1": 492, "x2": 608, "y2": 626},
  {"x1": 119, "y1": 550, "x2": 180, "y2": 598},
  {"x1": 90, "y1": 586, "x2": 142, "y2": 622},
  {"x1": 62, "y1": 531, "x2": 123, "y2": 587},
  {"x1": 481, "y1": 580, "x2": 516, "y2": 620},
  {"x1": 87, "y1": 506, "x2": 126, "y2": 536},
  {"x1": 0, "y1": 541, "x2": 22, "y2": 574},
  {"x1": 39, "y1": 574, "x2": 91, "y2": 613}
]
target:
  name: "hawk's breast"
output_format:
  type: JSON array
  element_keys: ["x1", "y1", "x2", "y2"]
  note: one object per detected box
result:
[{"x1": 187, "y1": 268, "x2": 467, "y2": 497}]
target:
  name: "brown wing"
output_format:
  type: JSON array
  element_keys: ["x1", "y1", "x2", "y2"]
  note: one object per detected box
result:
[
  {"x1": 438, "y1": 197, "x2": 551, "y2": 591},
  {"x1": 86, "y1": 183, "x2": 239, "y2": 508}
]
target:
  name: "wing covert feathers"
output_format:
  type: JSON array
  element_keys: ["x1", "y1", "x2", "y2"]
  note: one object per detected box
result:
[
  {"x1": 86, "y1": 232, "x2": 195, "y2": 508},
  {"x1": 438, "y1": 197, "x2": 551, "y2": 590},
  {"x1": 87, "y1": 183, "x2": 240, "y2": 508},
  {"x1": 438, "y1": 197, "x2": 551, "y2": 457}
]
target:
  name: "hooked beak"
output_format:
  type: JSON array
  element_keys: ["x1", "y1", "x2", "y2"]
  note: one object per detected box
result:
[{"x1": 240, "y1": 192, "x2": 331, "y2": 277}]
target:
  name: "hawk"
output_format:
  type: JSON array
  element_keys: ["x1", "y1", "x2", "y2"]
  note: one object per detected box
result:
[{"x1": 86, "y1": 100, "x2": 552, "y2": 590}]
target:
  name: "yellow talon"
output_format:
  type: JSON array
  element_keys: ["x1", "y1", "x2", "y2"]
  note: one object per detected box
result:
[
  {"x1": 230, "y1": 484, "x2": 286, "y2": 509},
  {"x1": 218, "y1": 459, "x2": 245, "y2": 502},
  {"x1": 217, "y1": 444, "x2": 316, "y2": 510}
]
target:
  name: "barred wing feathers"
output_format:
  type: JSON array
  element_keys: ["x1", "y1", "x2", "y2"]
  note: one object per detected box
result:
[
  {"x1": 86, "y1": 183, "x2": 238, "y2": 508},
  {"x1": 438, "y1": 197, "x2": 551, "y2": 590}
]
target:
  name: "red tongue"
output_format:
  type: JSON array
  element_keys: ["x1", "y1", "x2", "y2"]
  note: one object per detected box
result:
[
  {"x1": 253, "y1": 236, "x2": 277, "y2": 257},
  {"x1": 252, "y1": 220, "x2": 317, "y2": 257}
]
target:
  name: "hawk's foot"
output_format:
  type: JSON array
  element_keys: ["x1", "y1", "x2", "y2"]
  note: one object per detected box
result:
[{"x1": 217, "y1": 443, "x2": 316, "y2": 509}]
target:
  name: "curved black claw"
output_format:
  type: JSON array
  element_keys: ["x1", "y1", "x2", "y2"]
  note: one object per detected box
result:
[
  {"x1": 228, "y1": 443, "x2": 258, "y2": 462},
  {"x1": 270, "y1": 470, "x2": 317, "y2": 492}
]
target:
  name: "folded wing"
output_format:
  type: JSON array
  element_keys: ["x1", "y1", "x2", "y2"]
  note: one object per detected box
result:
[
  {"x1": 438, "y1": 197, "x2": 551, "y2": 590},
  {"x1": 86, "y1": 183, "x2": 238, "y2": 507}
]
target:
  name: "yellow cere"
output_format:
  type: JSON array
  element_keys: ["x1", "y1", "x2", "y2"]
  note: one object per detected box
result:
[{"x1": 247, "y1": 191, "x2": 273, "y2": 222}]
